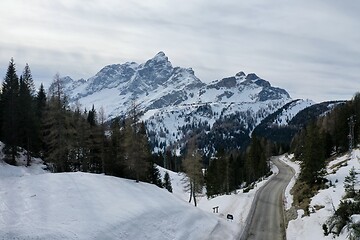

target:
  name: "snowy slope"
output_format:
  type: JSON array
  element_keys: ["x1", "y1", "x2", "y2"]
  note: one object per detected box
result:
[
  {"x1": 145, "y1": 100, "x2": 286, "y2": 153},
  {"x1": 0, "y1": 162, "x2": 239, "y2": 240},
  {"x1": 0, "y1": 140, "x2": 284, "y2": 240},
  {"x1": 271, "y1": 99, "x2": 315, "y2": 126},
  {"x1": 286, "y1": 149, "x2": 360, "y2": 240}
]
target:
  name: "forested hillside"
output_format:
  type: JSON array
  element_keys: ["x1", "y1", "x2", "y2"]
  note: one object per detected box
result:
[{"x1": 286, "y1": 93, "x2": 360, "y2": 238}]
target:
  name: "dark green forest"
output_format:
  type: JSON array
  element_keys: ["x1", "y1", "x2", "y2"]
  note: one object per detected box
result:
[{"x1": 291, "y1": 94, "x2": 360, "y2": 184}]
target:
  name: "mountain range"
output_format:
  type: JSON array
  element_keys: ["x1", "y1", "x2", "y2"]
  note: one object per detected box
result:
[{"x1": 55, "y1": 52, "x2": 322, "y2": 154}]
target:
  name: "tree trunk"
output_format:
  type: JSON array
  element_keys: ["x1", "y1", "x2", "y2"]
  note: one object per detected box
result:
[
  {"x1": 193, "y1": 180, "x2": 197, "y2": 207},
  {"x1": 188, "y1": 182, "x2": 193, "y2": 203}
]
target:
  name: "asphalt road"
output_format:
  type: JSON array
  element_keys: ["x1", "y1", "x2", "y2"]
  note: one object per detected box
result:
[{"x1": 240, "y1": 157, "x2": 294, "y2": 240}]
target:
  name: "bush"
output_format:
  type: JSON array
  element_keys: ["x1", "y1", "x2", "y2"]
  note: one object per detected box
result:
[
  {"x1": 326, "y1": 200, "x2": 360, "y2": 236},
  {"x1": 322, "y1": 223, "x2": 328, "y2": 236}
]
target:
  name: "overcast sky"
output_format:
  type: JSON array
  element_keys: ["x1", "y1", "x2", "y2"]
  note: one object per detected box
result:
[{"x1": 0, "y1": 0, "x2": 359, "y2": 102}]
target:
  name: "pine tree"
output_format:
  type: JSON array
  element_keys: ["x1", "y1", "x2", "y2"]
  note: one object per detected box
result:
[
  {"x1": 69, "y1": 105, "x2": 89, "y2": 171},
  {"x1": 163, "y1": 171, "x2": 173, "y2": 193},
  {"x1": 98, "y1": 106, "x2": 107, "y2": 173},
  {"x1": 148, "y1": 163, "x2": 163, "y2": 188},
  {"x1": 1, "y1": 58, "x2": 20, "y2": 165},
  {"x1": 205, "y1": 156, "x2": 222, "y2": 197},
  {"x1": 344, "y1": 167, "x2": 357, "y2": 198},
  {"x1": 245, "y1": 135, "x2": 268, "y2": 184},
  {"x1": 227, "y1": 154, "x2": 235, "y2": 194},
  {"x1": 34, "y1": 83, "x2": 47, "y2": 155},
  {"x1": 123, "y1": 101, "x2": 151, "y2": 182},
  {"x1": 22, "y1": 63, "x2": 35, "y2": 96},
  {"x1": 86, "y1": 106, "x2": 103, "y2": 173},
  {"x1": 233, "y1": 153, "x2": 246, "y2": 190},
  {"x1": 18, "y1": 64, "x2": 37, "y2": 164},
  {"x1": 36, "y1": 83, "x2": 47, "y2": 119},
  {"x1": 300, "y1": 122, "x2": 326, "y2": 184},
  {"x1": 87, "y1": 105, "x2": 96, "y2": 127},
  {"x1": 137, "y1": 122, "x2": 152, "y2": 180},
  {"x1": 205, "y1": 149, "x2": 227, "y2": 197},
  {"x1": 108, "y1": 118, "x2": 125, "y2": 177},
  {"x1": 43, "y1": 73, "x2": 70, "y2": 172}
]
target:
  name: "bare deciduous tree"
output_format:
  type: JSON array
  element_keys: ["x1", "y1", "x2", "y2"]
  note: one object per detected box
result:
[{"x1": 182, "y1": 138, "x2": 204, "y2": 207}]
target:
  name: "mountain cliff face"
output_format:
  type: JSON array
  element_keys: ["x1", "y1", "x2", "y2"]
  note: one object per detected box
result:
[{"x1": 56, "y1": 52, "x2": 293, "y2": 154}]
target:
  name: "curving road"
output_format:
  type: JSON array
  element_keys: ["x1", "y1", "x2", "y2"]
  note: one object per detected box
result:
[{"x1": 240, "y1": 157, "x2": 294, "y2": 240}]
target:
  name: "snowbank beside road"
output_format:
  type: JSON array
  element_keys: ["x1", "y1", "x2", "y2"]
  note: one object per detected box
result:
[
  {"x1": 159, "y1": 160, "x2": 280, "y2": 237},
  {"x1": 279, "y1": 154, "x2": 301, "y2": 210},
  {"x1": 286, "y1": 150, "x2": 360, "y2": 240}
]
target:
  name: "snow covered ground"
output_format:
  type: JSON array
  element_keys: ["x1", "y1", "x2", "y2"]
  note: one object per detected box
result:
[
  {"x1": 286, "y1": 149, "x2": 360, "y2": 240},
  {"x1": 279, "y1": 154, "x2": 301, "y2": 210},
  {"x1": 0, "y1": 145, "x2": 281, "y2": 240},
  {"x1": 159, "y1": 161, "x2": 279, "y2": 237},
  {"x1": 0, "y1": 163, "x2": 236, "y2": 240}
]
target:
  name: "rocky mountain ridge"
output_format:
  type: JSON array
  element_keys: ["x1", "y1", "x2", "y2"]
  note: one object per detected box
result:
[{"x1": 55, "y1": 52, "x2": 295, "y2": 153}]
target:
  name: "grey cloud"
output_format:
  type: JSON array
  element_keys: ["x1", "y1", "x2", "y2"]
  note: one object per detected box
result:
[{"x1": 0, "y1": 0, "x2": 359, "y2": 102}]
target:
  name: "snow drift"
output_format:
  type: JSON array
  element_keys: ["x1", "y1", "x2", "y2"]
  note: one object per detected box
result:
[{"x1": 0, "y1": 161, "x2": 236, "y2": 240}]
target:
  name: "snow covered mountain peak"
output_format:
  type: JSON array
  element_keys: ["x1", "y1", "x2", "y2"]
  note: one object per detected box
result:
[
  {"x1": 245, "y1": 73, "x2": 260, "y2": 81},
  {"x1": 55, "y1": 53, "x2": 294, "y2": 153},
  {"x1": 146, "y1": 51, "x2": 170, "y2": 65},
  {"x1": 235, "y1": 71, "x2": 246, "y2": 78},
  {"x1": 55, "y1": 52, "x2": 205, "y2": 116},
  {"x1": 206, "y1": 71, "x2": 290, "y2": 102}
]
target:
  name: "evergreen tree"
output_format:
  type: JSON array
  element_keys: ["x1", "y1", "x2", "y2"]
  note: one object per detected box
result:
[
  {"x1": 163, "y1": 171, "x2": 173, "y2": 193},
  {"x1": 300, "y1": 122, "x2": 326, "y2": 184},
  {"x1": 43, "y1": 73, "x2": 70, "y2": 172},
  {"x1": 98, "y1": 106, "x2": 107, "y2": 173},
  {"x1": 123, "y1": 102, "x2": 151, "y2": 182},
  {"x1": 107, "y1": 117, "x2": 125, "y2": 177},
  {"x1": 245, "y1": 135, "x2": 268, "y2": 184},
  {"x1": 137, "y1": 122, "x2": 152, "y2": 180},
  {"x1": 22, "y1": 63, "x2": 35, "y2": 96},
  {"x1": 86, "y1": 106, "x2": 103, "y2": 173},
  {"x1": 205, "y1": 149, "x2": 228, "y2": 197},
  {"x1": 34, "y1": 83, "x2": 47, "y2": 155},
  {"x1": 148, "y1": 163, "x2": 163, "y2": 188},
  {"x1": 205, "y1": 156, "x2": 224, "y2": 197},
  {"x1": 69, "y1": 105, "x2": 89, "y2": 171},
  {"x1": 18, "y1": 64, "x2": 37, "y2": 163},
  {"x1": 1, "y1": 58, "x2": 20, "y2": 165},
  {"x1": 227, "y1": 154, "x2": 236, "y2": 194},
  {"x1": 232, "y1": 153, "x2": 246, "y2": 190},
  {"x1": 344, "y1": 167, "x2": 357, "y2": 198},
  {"x1": 36, "y1": 83, "x2": 47, "y2": 119},
  {"x1": 87, "y1": 105, "x2": 97, "y2": 127}
]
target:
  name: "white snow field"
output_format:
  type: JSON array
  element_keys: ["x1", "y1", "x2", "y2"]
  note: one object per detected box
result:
[
  {"x1": 0, "y1": 164, "x2": 236, "y2": 240},
  {"x1": 286, "y1": 149, "x2": 360, "y2": 240},
  {"x1": 0, "y1": 144, "x2": 281, "y2": 240}
]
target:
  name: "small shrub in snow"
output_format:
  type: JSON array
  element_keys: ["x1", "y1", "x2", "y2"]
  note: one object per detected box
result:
[
  {"x1": 322, "y1": 223, "x2": 328, "y2": 236},
  {"x1": 163, "y1": 172, "x2": 173, "y2": 193}
]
